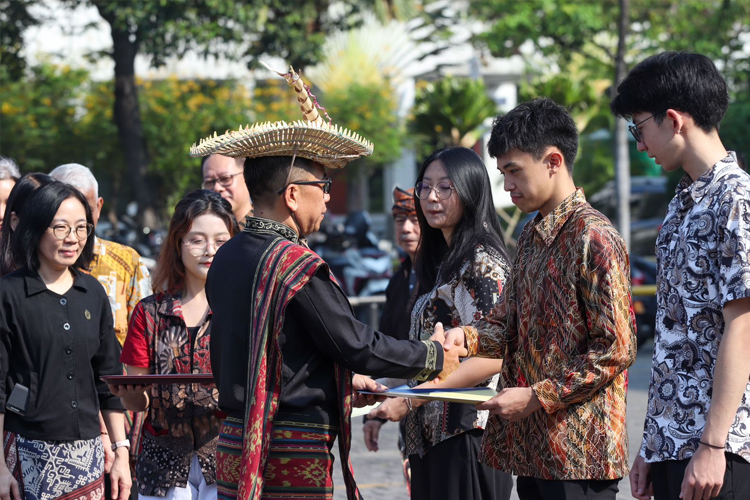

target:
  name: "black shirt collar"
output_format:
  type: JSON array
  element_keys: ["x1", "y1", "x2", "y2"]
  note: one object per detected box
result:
[
  {"x1": 23, "y1": 266, "x2": 92, "y2": 296},
  {"x1": 244, "y1": 216, "x2": 300, "y2": 244}
]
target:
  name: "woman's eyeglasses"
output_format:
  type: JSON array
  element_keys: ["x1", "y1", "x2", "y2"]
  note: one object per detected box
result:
[
  {"x1": 183, "y1": 238, "x2": 228, "y2": 257},
  {"x1": 49, "y1": 224, "x2": 93, "y2": 240},
  {"x1": 414, "y1": 182, "x2": 455, "y2": 200}
]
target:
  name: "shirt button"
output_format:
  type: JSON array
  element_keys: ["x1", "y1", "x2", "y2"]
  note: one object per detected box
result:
[
  {"x1": 63, "y1": 323, "x2": 71, "y2": 330},
  {"x1": 70, "y1": 401, "x2": 78, "y2": 409},
  {"x1": 67, "y1": 372, "x2": 74, "y2": 380},
  {"x1": 60, "y1": 298, "x2": 67, "y2": 306},
  {"x1": 65, "y1": 346, "x2": 73, "y2": 354}
]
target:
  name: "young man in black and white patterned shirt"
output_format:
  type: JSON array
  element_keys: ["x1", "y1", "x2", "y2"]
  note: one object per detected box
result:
[{"x1": 612, "y1": 52, "x2": 750, "y2": 500}]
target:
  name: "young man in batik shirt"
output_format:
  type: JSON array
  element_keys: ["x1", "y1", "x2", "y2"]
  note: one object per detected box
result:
[
  {"x1": 611, "y1": 52, "x2": 750, "y2": 500},
  {"x1": 445, "y1": 98, "x2": 636, "y2": 500}
]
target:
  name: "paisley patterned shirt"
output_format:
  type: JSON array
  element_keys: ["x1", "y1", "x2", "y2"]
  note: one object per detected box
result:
[
  {"x1": 404, "y1": 245, "x2": 509, "y2": 457},
  {"x1": 120, "y1": 293, "x2": 220, "y2": 497},
  {"x1": 641, "y1": 152, "x2": 750, "y2": 464},
  {"x1": 465, "y1": 189, "x2": 636, "y2": 480}
]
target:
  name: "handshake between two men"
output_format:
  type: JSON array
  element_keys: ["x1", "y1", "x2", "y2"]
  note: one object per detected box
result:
[
  {"x1": 352, "y1": 323, "x2": 468, "y2": 408},
  {"x1": 354, "y1": 324, "x2": 543, "y2": 425}
]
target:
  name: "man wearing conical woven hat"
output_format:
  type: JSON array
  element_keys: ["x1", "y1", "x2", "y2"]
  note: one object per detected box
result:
[{"x1": 192, "y1": 65, "x2": 465, "y2": 500}]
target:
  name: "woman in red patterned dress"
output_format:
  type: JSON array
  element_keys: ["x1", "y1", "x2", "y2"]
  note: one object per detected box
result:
[{"x1": 109, "y1": 190, "x2": 238, "y2": 500}]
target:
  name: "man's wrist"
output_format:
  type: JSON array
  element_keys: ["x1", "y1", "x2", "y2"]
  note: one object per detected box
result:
[
  {"x1": 698, "y1": 440, "x2": 725, "y2": 451},
  {"x1": 528, "y1": 387, "x2": 543, "y2": 411}
]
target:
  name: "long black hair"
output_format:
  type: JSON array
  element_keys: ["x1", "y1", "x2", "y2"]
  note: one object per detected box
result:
[
  {"x1": 11, "y1": 181, "x2": 95, "y2": 272},
  {"x1": 0, "y1": 173, "x2": 55, "y2": 276},
  {"x1": 415, "y1": 147, "x2": 508, "y2": 295}
]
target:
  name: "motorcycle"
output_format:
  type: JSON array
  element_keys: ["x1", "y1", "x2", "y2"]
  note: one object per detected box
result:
[{"x1": 311, "y1": 211, "x2": 394, "y2": 322}]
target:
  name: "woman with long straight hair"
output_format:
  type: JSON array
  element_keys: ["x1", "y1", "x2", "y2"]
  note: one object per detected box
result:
[
  {"x1": 0, "y1": 173, "x2": 55, "y2": 276},
  {"x1": 371, "y1": 147, "x2": 513, "y2": 499},
  {"x1": 0, "y1": 182, "x2": 131, "y2": 500},
  {"x1": 110, "y1": 190, "x2": 239, "y2": 500}
]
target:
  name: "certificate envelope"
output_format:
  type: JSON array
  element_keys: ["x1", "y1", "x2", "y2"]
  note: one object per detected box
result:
[{"x1": 359, "y1": 385, "x2": 496, "y2": 404}]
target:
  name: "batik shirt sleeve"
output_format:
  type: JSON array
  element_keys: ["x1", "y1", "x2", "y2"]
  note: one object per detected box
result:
[
  {"x1": 126, "y1": 253, "x2": 152, "y2": 323},
  {"x1": 717, "y1": 190, "x2": 750, "y2": 306},
  {"x1": 532, "y1": 224, "x2": 636, "y2": 413}
]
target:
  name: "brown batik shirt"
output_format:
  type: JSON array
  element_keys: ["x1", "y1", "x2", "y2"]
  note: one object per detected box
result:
[{"x1": 464, "y1": 189, "x2": 636, "y2": 480}]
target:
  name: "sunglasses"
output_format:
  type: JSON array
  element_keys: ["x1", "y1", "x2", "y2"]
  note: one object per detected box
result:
[
  {"x1": 277, "y1": 177, "x2": 333, "y2": 195},
  {"x1": 628, "y1": 114, "x2": 656, "y2": 143}
]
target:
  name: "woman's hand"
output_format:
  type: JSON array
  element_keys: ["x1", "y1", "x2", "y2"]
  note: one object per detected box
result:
[
  {"x1": 107, "y1": 383, "x2": 149, "y2": 413},
  {"x1": 109, "y1": 448, "x2": 132, "y2": 500},
  {"x1": 0, "y1": 464, "x2": 21, "y2": 500}
]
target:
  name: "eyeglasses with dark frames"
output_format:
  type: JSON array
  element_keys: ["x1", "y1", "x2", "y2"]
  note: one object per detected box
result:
[
  {"x1": 628, "y1": 114, "x2": 656, "y2": 143},
  {"x1": 277, "y1": 177, "x2": 333, "y2": 195},
  {"x1": 49, "y1": 223, "x2": 93, "y2": 240},
  {"x1": 414, "y1": 181, "x2": 455, "y2": 200},
  {"x1": 202, "y1": 172, "x2": 243, "y2": 190}
]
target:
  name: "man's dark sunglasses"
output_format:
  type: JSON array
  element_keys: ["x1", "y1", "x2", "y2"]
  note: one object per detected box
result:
[
  {"x1": 277, "y1": 177, "x2": 333, "y2": 195},
  {"x1": 628, "y1": 114, "x2": 656, "y2": 143}
]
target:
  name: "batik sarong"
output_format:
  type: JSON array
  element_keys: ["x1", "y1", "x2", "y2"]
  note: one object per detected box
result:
[
  {"x1": 218, "y1": 416, "x2": 338, "y2": 500},
  {"x1": 16, "y1": 434, "x2": 104, "y2": 500},
  {"x1": 4, "y1": 431, "x2": 23, "y2": 497}
]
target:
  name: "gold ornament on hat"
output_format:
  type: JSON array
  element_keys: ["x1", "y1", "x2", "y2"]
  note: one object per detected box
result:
[{"x1": 189, "y1": 63, "x2": 373, "y2": 169}]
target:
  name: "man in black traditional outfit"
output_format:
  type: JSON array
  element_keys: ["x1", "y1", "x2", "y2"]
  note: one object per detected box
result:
[{"x1": 190, "y1": 65, "x2": 464, "y2": 500}]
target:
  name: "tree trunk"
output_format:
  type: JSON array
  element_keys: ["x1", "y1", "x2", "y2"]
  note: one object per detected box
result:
[
  {"x1": 347, "y1": 169, "x2": 369, "y2": 212},
  {"x1": 613, "y1": 0, "x2": 631, "y2": 249},
  {"x1": 96, "y1": 2, "x2": 158, "y2": 229}
]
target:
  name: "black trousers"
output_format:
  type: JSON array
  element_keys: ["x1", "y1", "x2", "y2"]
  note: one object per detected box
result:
[
  {"x1": 516, "y1": 476, "x2": 620, "y2": 500},
  {"x1": 408, "y1": 429, "x2": 513, "y2": 500},
  {"x1": 650, "y1": 452, "x2": 750, "y2": 500}
]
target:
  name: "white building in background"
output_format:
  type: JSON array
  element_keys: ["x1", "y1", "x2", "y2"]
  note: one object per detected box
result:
[{"x1": 24, "y1": 0, "x2": 524, "y2": 224}]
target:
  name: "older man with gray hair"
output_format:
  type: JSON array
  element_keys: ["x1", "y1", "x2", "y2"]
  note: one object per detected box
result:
[
  {"x1": 0, "y1": 156, "x2": 21, "y2": 231},
  {"x1": 50, "y1": 164, "x2": 150, "y2": 497}
]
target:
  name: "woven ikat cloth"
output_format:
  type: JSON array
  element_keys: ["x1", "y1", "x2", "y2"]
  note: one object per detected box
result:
[{"x1": 641, "y1": 152, "x2": 750, "y2": 463}]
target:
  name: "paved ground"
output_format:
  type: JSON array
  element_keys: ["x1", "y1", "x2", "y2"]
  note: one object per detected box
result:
[{"x1": 333, "y1": 341, "x2": 655, "y2": 499}]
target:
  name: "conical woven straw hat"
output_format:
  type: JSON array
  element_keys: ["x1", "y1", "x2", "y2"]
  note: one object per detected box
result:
[{"x1": 189, "y1": 64, "x2": 373, "y2": 169}]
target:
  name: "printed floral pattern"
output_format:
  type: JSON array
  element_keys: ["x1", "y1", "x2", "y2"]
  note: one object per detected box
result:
[
  {"x1": 467, "y1": 189, "x2": 636, "y2": 480},
  {"x1": 404, "y1": 244, "x2": 509, "y2": 457},
  {"x1": 121, "y1": 293, "x2": 220, "y2": 496},
  {"x1": 641, "y1": 152, "x2": 750, "y2": 463}
]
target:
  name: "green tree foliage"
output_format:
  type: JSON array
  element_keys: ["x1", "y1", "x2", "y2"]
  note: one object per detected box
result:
[
  {"x1": 0, "y1": 62, "x2": 254, "y2": 218},
  {"x1": 470, "y1": 0, "x2": 750, "y2": 89},
  {"x1": 471, "y1": 0, "x2": 750, "y2": 193},
  {"x1": 0, "y1": 62, "x2": 91, "y2": 171},
  {"x1": 720, "y1": 100, "x2": 750, "y2": 169},
  {"x1": 324, "y1": 82, "x2": 402, "y2": 168},
  {"x1": 0, "y1": 0, "x2": 40, "y2": 82},
  {"x1": 410, "y1": 76, "x2": 498, "y2": 158}
]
